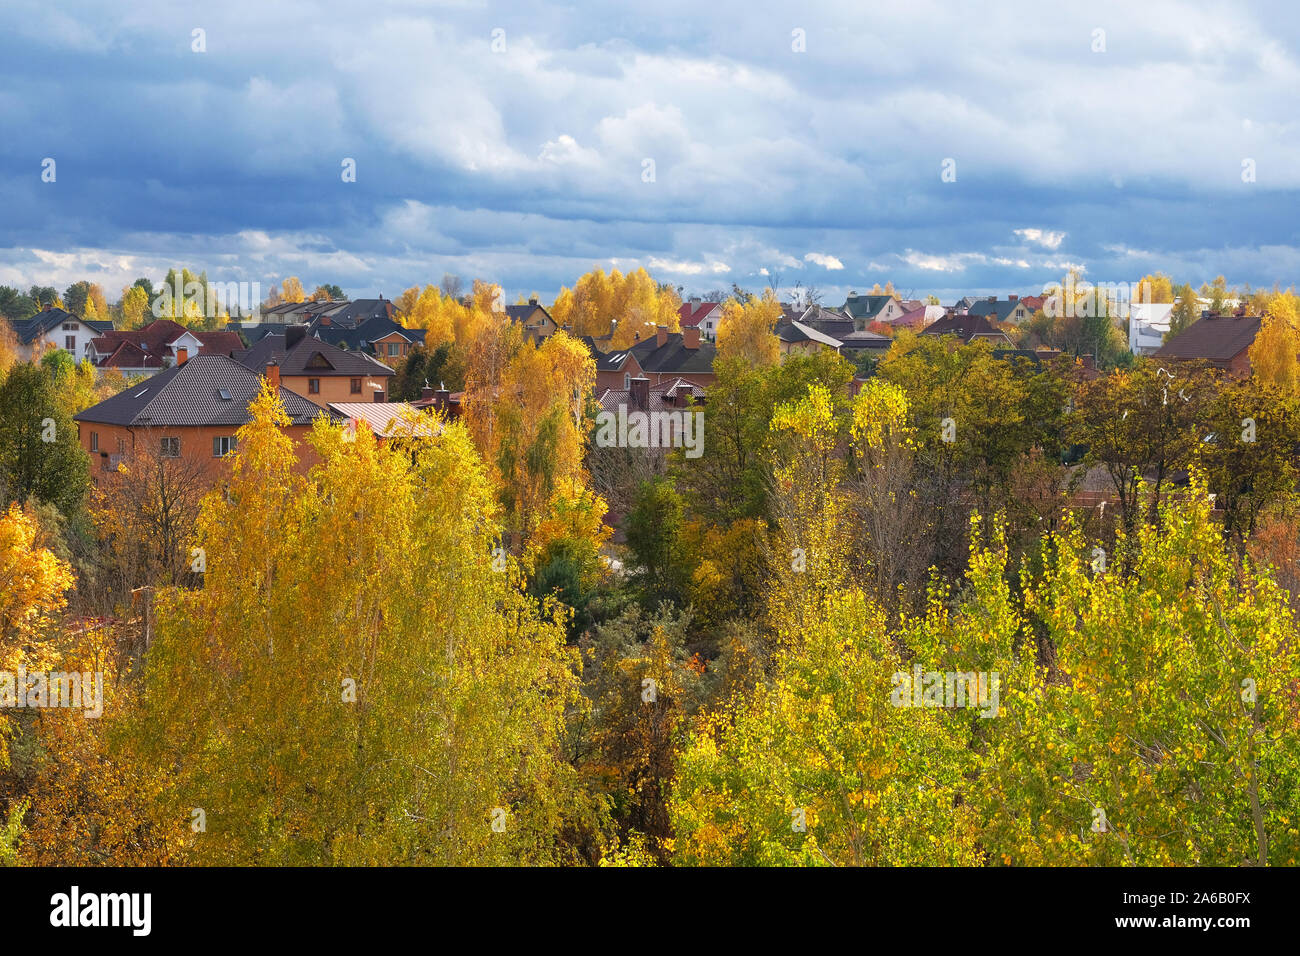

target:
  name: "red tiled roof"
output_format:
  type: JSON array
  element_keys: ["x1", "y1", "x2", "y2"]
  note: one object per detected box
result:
[
  {"x1": 90, "y1": 320, "x2": 242, "y2": 366},
  {"x1": 677, "y1": 302, "x2": 718, "y2": 328}
]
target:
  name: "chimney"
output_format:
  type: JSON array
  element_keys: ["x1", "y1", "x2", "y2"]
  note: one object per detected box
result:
[
  {"x1": 285, "y1": 325, "x2": 308, "y2": 351},
  {"x1": 529, "y1": 296, "x2": 538, "y2": 306},
  {"x1": 683, "y1": 326, "x2": 700, "y2": 349},
  {"x1": 1008, "y1": 294, "x2": 1018, "y2": 302},
  {"x1": 434, "y1": 387, "x2": 450, "y2": 409},
  {"x1": 689, "y1": 296, "x2": 702, "y2": 306},
  {"x1": 421, "y1": 384, "x2": 434, "y2": 400},
  {"x1": 265, "y1": 359, "x2": 280, "y2": 391},
  {"x1": 656, "y1": 325, "x2": 668, "y2": 348},
  {"x1": 320, "y1": 315, "x2": 331, "y2": 326},
  {"x1": 43, "y1": 303, "x2": 52, "y2": 312},
  {"x1": 373, "y1": 388, "x2": 386, "y2": 403},
  {"x1": 630, "y1": 375, "x2": 650, "y2": 410},
  {"x1": 176, "y1": 346, "x2": 188, "y2": 365}
]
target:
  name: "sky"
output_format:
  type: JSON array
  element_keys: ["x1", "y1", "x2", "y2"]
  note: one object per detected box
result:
[{"x1": 1, "y1": 0, "x2": 1299, "y2": 308}]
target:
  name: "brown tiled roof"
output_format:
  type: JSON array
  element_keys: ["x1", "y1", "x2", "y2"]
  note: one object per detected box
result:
[
  {"x1": 1154, "y1": 314, "x2": 1261, "y2": 364},
  {"x1": 921, "y1": 313, "x2": 1005, "y2": 341}
]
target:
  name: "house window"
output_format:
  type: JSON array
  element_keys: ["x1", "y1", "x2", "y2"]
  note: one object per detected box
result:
[
  {"x1": 624, "y1": 373, "x2": 631, "y2": 389},
  {"x1": 117, "y1": 438, "x2": 126, "y2": 454},
  {"x1": 65, "y1": 335, "x2": 76, "y2": 350},
  {"x1": 213, "y1": 436, "x2": 238, "y2": 458},
  {"x1": 62, "y1": 323, "x2": 77, "y2": 331},
  {"x1": 90, "y1": 432, "x2": 98, "y2": 452},
  {"x1": 309, "y1": 378, "x2": 321, "y2": 394},
  {"x1": 161, "y1": 437, "x2": 180, "y2": 458},
  {"x1": 350, "y1": 377, "x2": 362, "y2": 394},
  {"x1": 387, "y1": 343, "x2": 399, "y2": 357}
]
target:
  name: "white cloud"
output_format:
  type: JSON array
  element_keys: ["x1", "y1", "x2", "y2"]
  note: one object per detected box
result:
[
  {"x1": 1014, "y1": 229, "x2": 1066, "y2": 250},
  {"x1": 647, "y1": 257, "x2": 729, "y2": 275},
  {"x1": 804, "y1": 252, "x2": 844, "y2": 270}
]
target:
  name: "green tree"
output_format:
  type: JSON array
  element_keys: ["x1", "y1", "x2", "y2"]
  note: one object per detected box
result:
[{"x1": 0, "y1": 363, "x2": 88, "y2": 515}]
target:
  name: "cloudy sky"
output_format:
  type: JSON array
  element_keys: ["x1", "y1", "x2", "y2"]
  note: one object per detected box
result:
[{"x1": 1, "y1": 0, "x2": 1298, "y2": 306}]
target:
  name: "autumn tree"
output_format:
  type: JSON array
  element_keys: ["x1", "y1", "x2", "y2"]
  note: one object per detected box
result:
[
  {"x1": 1069, "y1": 360, "x2": 1215, "y2": 529},
  {"x1": 972, "y1": 485, "x2": 1300, "y2": 865},
  {"x1": 127, "y1": 383, "x2": 599, "y2": 864},
  {"x1": 551, "y1": 267, "x2": 680, "y2": 347},
  {"x1": 1249, "y1": 289, "x2": 1300, "y2": 393},
  {"x1": 280, "y1": 276, "x2": 306, "y2": 303},
  {"x1": 120, "y1": 284, "x2": 150, "y2": 330},
  {"x1": 671, "y1": 386, "x2": 979, "y2": 866},
  {"x1": 714, "y1": 290, "x2": 781, "y2": 367}
]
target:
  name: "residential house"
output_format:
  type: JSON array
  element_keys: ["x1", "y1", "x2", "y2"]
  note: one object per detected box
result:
[
  {"x1": 597, "y1": 375, "x2": 707, "y2": 416},
  {"x1": 586, "y1": 337, "x2": 649, "y2": 393},
  {"x1": 87, "y1": 320, "x2": 242, "y2": 375},
  {"x1": 1153, "y1": 312, "x2": 1262, "y2": 376},
  {"x1": 966, "y1": 296, "x2": 1035, "y2": 325},
  {"x1": 1128, "y1": 302, "x2": 1175, "y2": 355},
  {"x1": 585, "y1": 326, "x2": 716, "y2": 390},
  {"x1": 72, "y1": 352, "x2": 339, "y2": 481},
  {"x1": 679, "y1": 298, "x2": 724, "y2": 341},
  {"x1": 232, "y1": 326, "x2": 395, "y2": 404},
  {"x1": 776, "y1": 319, "x2": 842, "y2": 357},
  {"x1": 505, "y1": 298, "x2": 558, "y2": 342},
  {"x1": 314, "y1": 316, "x2": 427, "y2": 363},
  {"x1": 920, "y1": 313, "x2": 1015, "y2": 346},
  {"x1": 841, "y1": 293, "x2": 904, "y2": 328},
  {"x1": 5, "y1": 306, "x2": 114, "y2": 362},
  {"x1": 627, "y1": 326, "x2": 717, "y2": 387},
  {"x1": 891, "y1": 304, "x2": 946, "y2": 330},
  {"x1": 836, "y1": 328, "x2": 894, "y2": 360}
]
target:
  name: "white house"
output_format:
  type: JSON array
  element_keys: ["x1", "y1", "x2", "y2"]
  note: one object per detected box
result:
[
  {"x1": 1129, "y1": 302, "x2": 1175, "y2": 355},
  {"x1": 5, "y1": 307, "x2": 114, "y2": 362}
]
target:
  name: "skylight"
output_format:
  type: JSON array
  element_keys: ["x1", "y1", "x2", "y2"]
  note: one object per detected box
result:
[
  {"x1": 134, "y1": 388, "x2": 149, "y2": 398},
  {"x1": 218, "y1": 389, "x2": 232, "y2": 401}
]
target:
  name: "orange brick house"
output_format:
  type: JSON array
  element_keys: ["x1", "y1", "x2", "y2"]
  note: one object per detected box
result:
[
  {"x1": 73, "y1": 353, "x2": 341, "y2": 481},
  {"x1": 232, "y1": 326, "x2": 394, "y2": 404}
]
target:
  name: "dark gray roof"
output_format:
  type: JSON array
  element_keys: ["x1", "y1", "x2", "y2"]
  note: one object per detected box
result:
[
  {"x1": 73, "y1": 354, "x2": 336, "y2": 427},
  {"x1": 838, "y1": 329, "x2": 893, "y2": 351},
  {"x1": 7, "y1": 308, "x2": 112, "y2": 344},
  {"x1": 314, "y1": 316, "x2": 426, "y2": 352},
  {"x1": 319, "y1": 298, "x2": 394, "y2": 328},
  {"x1": 505, "y1": 303, "x2": 553, "y2": 323},
  {"x1": 233, "y1": 335, "x2": 394, "y2": 377},
  {"x1": 841, "y1": 295, "x2": 897, "y2": 321},
  {"x1": 227, "y1": 322, "x2": 295, "y2": 344},
  {"x1": 629, "y1": 332, "x2": 716, "y2": 375},
  {"x1": 581, "y1": 336, "x2": 636, "y2": 372},
  {"x1": 967, "y1": 298, "x2": 1026, "y2": 322}
]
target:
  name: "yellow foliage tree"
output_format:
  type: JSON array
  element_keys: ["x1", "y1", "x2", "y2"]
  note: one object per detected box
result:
[
  {"x1": 715, "y1": 290, "x2": 781, "y2": 367},
  {"x1": 551, "y1": 267, "x2": 680, "y2": 348},
  {"x1": 1250, "y1": 289, "x2": 1300, "y2": 392}
]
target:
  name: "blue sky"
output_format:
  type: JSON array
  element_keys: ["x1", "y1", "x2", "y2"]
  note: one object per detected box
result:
[{"x1": 1, "y1": 0, "x2": 1298, "y2": 307}]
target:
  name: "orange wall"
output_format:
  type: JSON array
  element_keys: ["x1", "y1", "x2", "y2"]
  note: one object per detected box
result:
[
  {"x1": 77, "y1": 420, "x2": 324, "y2": 484},
  {"x1": 280, "y1": 374, "x2": 387, "y2": 405}
]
